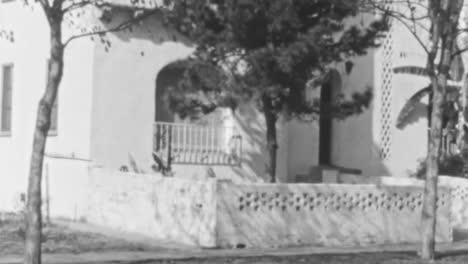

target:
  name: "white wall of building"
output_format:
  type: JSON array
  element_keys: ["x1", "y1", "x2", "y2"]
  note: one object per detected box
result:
[
  {"x1": 80, "y1": 8, "x2": 434, "y2": 183},
  {"x1": 313, "y1": 15, "x2": 431, "y2": 178},
  {"x1": 374, "y1": 18, "x2": 429, "y2": 177},
  {"x1": 331, "y1": 54, "x2": 381, "y2": 176},
  {"x1": 388, "y1": 22, "x2": 429, "y2": 177},
  {"x1": 88, "y1": 11, "x2": 292, "y2": 183},
  {"x1": 285, "y1": 50, "x2": 381, "y2": 179},
  {"x1": 0, "y1": 4, "x2": 441, "y2": 215},
  {"x1": 285, "y1": 14, "x2": 392, "y2": 179},
  {"x1": 0, "y1": 2, "x2": 95, "y2": 211},
  {"x1": 89, "y1": 12, "x2": 194, "y2": 170}
]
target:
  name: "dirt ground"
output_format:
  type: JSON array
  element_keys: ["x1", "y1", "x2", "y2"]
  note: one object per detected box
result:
[
  {"x1": 3, "y1": 212, "x2": 468, "y2": 263},
  {"x1": 142, "y1": 253, "x2": 468, "y2": 264},
  {"x1": 0, "y1": 212, "x2": 162, "y2": 255}
]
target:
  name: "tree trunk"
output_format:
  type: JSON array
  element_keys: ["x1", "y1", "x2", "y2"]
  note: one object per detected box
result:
[
  {"x1": 421, "y1": 1, "x2": 462, "y2": 259},
  {"x1": 456, "y1": 4, "x2": 468, "y2": 152},
  {"x1": 421, "y1": 78, "x2": 444, "y2": 260},
  {"x1": 456, "y1": 74, "x2": 467, "y2": 150},
  {"x1": 24, "y1": 19, "x2": 63, "y2": 264},
  {"x1": 262, "y1": 95, "x2": 278, "y2": 183}
]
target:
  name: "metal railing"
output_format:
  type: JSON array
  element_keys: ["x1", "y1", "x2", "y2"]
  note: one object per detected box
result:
[{"x1": 153, "y1": 122, "x2": 242, "y2": 167}]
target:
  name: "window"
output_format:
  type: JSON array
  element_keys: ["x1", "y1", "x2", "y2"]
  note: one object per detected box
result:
[
  {"x1": 1, "y1": 64, "x2": 13, "y2": 135},
  {"x1": 46, "y1": 59, "x2": 58, "y2": 136}
]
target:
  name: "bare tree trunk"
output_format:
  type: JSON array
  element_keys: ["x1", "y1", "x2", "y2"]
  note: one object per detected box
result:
[
  {"x1": 456, "y1": 5, "x2": 468, "y2": 152},
  {"x1": 421, "y1": 1, "x2": 462, "y2": 259},
  {"x1": 421, "y1": 78, "x2": 443, "y2": 260},
  {"x1": 24, "y1": 18, "x2": 63, "y2": 264},
  {"x1": 456, "y1": 74, "x2": 467, "y2": 150},
  {"x1": 262, "y1": 95, "x2": 278, "y2": 183}
]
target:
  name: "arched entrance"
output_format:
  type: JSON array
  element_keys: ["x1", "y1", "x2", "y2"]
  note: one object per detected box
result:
[
  {"x1": 155, "y1": 66, "x2": 185, "y2": 123},
  {"x1": 155, "y1": 63, "x2": 227, "y2": 125},
  {"x1": 153, "y1": 63, "x2": 241, "y2": 167}
]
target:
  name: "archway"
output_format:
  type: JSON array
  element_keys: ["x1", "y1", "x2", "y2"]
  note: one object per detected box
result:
[
  {"x1": 155, "y1": 62, "x2": 227, "y2": 125},
  {"x1": 153, "y1": 62, "x2": 240, "y2": 167},
  {"x1": 155, "y1": 65, "x2": 185, "y2": 123}
]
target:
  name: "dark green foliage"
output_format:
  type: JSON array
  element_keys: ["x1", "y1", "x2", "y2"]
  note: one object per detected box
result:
[
  {"x1": 163, "y1": 0, "x2": 389, "y2": 119},
  {"x1": 162, "y1": 60, "x2": 237, "y2": 119},
  {"x1": 162, "y1": 0, "x2": 389, "y2": 181},
  {"x1": 415, "y1": 153, "x2": 467, "y2": 179},
  {"x1": 395, "y1": 85, "x2": 460, "y2": 129}
]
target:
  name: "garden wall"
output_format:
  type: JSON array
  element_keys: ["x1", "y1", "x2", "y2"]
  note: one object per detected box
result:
[
  {"x1": 42, "y1": 157, "x2": 91, "y2": 221},
  {"x1": 83, "y1": 168, "x2": 217, "y2": 247},
  {"x1": 216, "y1": 182, "x2": 452, "y2": 248},
  {"x1": 337, "y1": 174, "x2": 468, "y2": 231},
  {"x1": 44, "y1": 168, "x2": 455, "y2": 248},
  {"x1": 440, "y1": 177, "x2": 468, "y2": 230}
]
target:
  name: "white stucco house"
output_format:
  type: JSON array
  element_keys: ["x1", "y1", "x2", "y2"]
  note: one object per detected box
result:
[{"x1": 0, "y1": 1, "x2": 465, "y2": 213}]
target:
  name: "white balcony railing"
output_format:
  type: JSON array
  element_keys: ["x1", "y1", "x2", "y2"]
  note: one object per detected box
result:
[{"x1": 153, "y1": 122, "x2": 242, "y2": 166}]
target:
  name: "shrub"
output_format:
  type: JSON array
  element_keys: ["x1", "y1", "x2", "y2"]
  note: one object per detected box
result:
[{"x1": 415, "y1": 153, "x2": 467, "y2": 179}]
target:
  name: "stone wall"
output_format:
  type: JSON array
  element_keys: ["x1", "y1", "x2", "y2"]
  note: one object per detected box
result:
[
  {"x1": 83, "y1": 168, "x2": 217, "y2": 247},
  {"x1": 216, "y1": 182, "x2": 452, "y2": 248}
]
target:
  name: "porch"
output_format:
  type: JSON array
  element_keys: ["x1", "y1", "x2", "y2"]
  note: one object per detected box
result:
[{"x1": 152, "y1": 121, "x2": 242, "y2": 169}]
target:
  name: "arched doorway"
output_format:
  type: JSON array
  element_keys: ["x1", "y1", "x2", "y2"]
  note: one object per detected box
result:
[
  {"x1": 155, "y1": 66, "x2": 185, "y2": 123},
  {"x1": 153, "y1": 63, "x2": 241, "y2": 167},
  {"x1": 319, "y1": 71, "x2": 341, "y2": 165},
  {"x1": 155, "y1": 63, "x2": 227, "y2": 125}
]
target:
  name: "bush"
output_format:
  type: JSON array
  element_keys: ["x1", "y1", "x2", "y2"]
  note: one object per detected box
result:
[{"x1": 415, "y1": 153, "x2": 467, "y2": 179}]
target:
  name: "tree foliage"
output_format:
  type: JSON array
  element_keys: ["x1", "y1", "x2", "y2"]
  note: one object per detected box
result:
[
  {"x1": 162, "y1": 0, "x2": 389, "y2": 181},
  {"x1": 164, "y1": 0, "x2": 388, "y2": 118}
]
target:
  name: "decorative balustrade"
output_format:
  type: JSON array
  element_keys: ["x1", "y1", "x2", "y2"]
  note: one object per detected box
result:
[{"x1": 153, "y1": 122, "x2": 242, "y2": 166}]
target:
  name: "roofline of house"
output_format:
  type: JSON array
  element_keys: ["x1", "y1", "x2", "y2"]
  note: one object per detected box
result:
[{"x1": 98, "y1": 0, "x2": 166, "y2": 11}]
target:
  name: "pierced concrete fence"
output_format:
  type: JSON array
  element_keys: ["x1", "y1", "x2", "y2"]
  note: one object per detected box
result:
[
  {"x1": 338, "y1": 175, "x2": 468, "y2": 232},
  {"x1": 68, "y1": 169, "x2": 453, "y2": 248},
  {"x1": 216, "y1": 182, "x2": 452, "y2": 248}
]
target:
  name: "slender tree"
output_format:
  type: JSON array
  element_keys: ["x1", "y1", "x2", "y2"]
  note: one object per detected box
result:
[
  {"x1": 0, "y1": 1, "x2": 159, "y2": 263},
  {"x1": 369, "y1": 0, "x2": 466, "y2": 259},
  {"x1": 163, "y1": 0, "x2": 389, "y2": 182}
]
